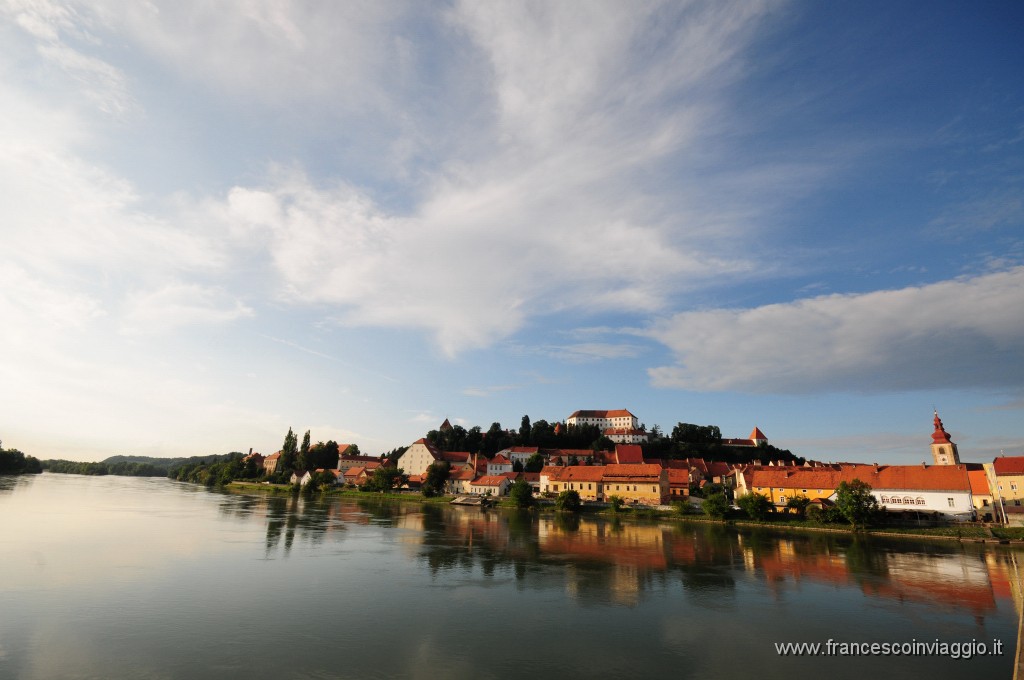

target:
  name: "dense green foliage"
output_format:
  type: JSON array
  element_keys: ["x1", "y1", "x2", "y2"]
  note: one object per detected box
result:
[
  {"x1": 169, "y1": 453, "x2": 249, "y2": 487},
  {"x1": 422, "y1": 461, "x2": 450, "y2": 497},
  {"x1": 279, "y1": 428, "x2": 298, "y2": 474},
  {"x1": 0, "y1": 447, "x2": 42, "y2": 474},
  {"x1": 44, "y1": 459, "x2": 167, "y2": 476},
  {"x1": 737, "y1": 492, "x2": 773, "y2": 521},
  {"x1": 509, "y1": 479, "x2": 534, "y2": 508},
  {"x1": 609, "y1": 495, "x2": 624, "y2": 513},
  {"x1": 556, "y1": 489, "x2": 581, "y2": 512},
  {"x1": 363, "y1": 466, "x2": 405, "y2": 493},
  {"x1": 786, "y1": 495, "x2": 812, "y2": 519},
  {"x1": 836, "y1": 480, "x2": 880, "y2": 529},
  {"x1": 702, "y1": 493, "x2": 730, "y2": 519}
]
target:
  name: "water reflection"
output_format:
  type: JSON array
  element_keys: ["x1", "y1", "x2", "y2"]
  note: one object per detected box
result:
[
  {"x1": 218, "y1": 493, "x2": 1019, "y2": 620},
  {"x1": 0, "y1": 475, "x2": 34, "y2": 494},
  {"x1": 207, "y1": 497, "x2": 1006, "y2": 620},
  {"x1": 2, "y1": 477, "x2": 1018, "y2": 680}
]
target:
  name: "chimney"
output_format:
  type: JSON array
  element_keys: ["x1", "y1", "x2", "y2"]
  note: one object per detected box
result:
[{"x1": 249, "y1": 447, "x2": 253, "y2": 455}]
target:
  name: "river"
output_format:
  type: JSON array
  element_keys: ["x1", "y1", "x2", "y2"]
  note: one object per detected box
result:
[{"x1": 0, "y1": 473, "x2": 1018, "y2": 679}]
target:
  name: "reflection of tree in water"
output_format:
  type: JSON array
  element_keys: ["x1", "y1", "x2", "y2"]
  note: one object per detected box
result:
[
  {"x1": 0, "y1": 476, "x2": 33, "y2": 494},
  {"x1": 355, "y1": 497, "x2": 403, "y2": 527},
  {"x1": 843, "y1": 536, "x2": 890, "y2": 578},
  {"x1": 259, "y1": 494, "x2": 340, "y2": 558}
]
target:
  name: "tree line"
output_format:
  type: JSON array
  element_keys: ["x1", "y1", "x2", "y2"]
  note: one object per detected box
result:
[{"x1": 0, "y1": 443, "x2": 42, "y2": 475}]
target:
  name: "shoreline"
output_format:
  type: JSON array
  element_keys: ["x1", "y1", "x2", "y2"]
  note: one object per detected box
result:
[{"x1": 224, "y1": 480, "x2": 1024, "y2": 546}]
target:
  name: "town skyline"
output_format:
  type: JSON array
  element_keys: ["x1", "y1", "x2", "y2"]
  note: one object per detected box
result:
[{"x1": 2, "y1": 2, "x2": 1022, "y2": 463}]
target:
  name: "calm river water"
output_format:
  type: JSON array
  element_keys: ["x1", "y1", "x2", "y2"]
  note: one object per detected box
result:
[{"x1": 0, "y1": 473, "x2": 1020, "y2": 679}]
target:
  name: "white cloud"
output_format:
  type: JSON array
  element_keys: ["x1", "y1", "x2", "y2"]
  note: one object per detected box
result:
[
  {"x1": 119, "y1": 283, "x2": 253, "y2": 334},
  {"x1": 647, "y1": 267, "x2": 1024, "y2": 393}
]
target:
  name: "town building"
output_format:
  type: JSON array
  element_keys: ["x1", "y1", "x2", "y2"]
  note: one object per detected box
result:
[
  {"x1": 930, "y1": 411, "x2": 961, "y2": 465},
  {"x1": 468, "y1": 475, "x2": 511, "y2": 497},
  {"x1": 566, "y1": 409, "x2": 639, "y2": 430},
  {"x1": 603, "y1": 427, "x2": 648, "y2": 444},
  {"x1": 487, "y1": 454, "x2": 513, "y2": 476},
  {"x1": 263, "y1": 451, "x2": 282, "y2": 475},
  {"x1": 395, "y1": 439, "x2": 444, "y2": 477},
  {"x1": 722, "y1": 427, "x2": 769, "y2": 448}
]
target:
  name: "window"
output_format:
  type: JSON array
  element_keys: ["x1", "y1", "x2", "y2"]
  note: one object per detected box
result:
[
  {"x1": 983, "y1": 499, "x2": 990, "y2": 506},
  {"x1": 948, "y1": 498, "x2": 955, "y2": 507},
  {"x1": 780, "y1": 495, "x2": 787, "y2": 504},
  {"x1": 1013, "y1": 482, "x2": 1019, "y2": 491}
]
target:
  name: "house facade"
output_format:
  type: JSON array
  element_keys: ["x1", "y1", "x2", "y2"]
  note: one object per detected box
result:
[
  {"x1": 396, "y1": 439, "x2": 444, "y2": 477},
  {"x1": 468, "y1": 476, "x2": 511, "y2": 497},
  {"x1": 566, "y1": 409, "x2": 639, "y2": 430}
]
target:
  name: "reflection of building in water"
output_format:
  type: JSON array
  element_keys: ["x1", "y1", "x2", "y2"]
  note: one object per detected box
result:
[{"x1": 739, "y1": 532, "x2": 998, "y2": 616}]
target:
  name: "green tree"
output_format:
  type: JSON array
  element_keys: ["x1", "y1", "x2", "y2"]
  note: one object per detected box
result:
[
  {"x1": 519, "y1": 415, "x2": 532, "y2": 444},
  {"x1": 835, "y1": 479, "x2": 879, "y2": 530},
  {"x1": 364, "y1": 466, "x2": 404, "y2": 493},
  {"x1": 702, "y1": 493, "x2": 730, "y2": 519},
  {"x1": 556, "y1": 489, "x2": 581, "y2": 512},
  {"x1": 297, "y1": 429, "x2": 312, "y2": 471},
  {"x1": 737, "y1": 492, "x2": 773, "y2": 521},
  {"x1": 786, "y1": 495, "x2": 812, "y2": 519},
  {"x1": 279, "y1": 427, "x2": 298, "y2": 473},
  {"x1": 422, "y1": 461, "x2": 450, "y2": 497},
  {"x1": 509, "y1": 479, "x2": 534, "y2": 508},
  {"x1": 609, "y1": 495, "x2": 624, "y2": 513},
  {"x1": 524, "y1": 453, "x2": 545, "y2": 473}
]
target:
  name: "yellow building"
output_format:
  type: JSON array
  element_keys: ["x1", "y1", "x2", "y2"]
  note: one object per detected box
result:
[
  {"x1": 743, "y1": 466, "x2": 850, "y2": 507},
  {"x1": 553, "y1": 466, "x2": 605, "y2": 501},
  {"x1": 600, "y1": 464, "x2": 668, "y2": 505}
]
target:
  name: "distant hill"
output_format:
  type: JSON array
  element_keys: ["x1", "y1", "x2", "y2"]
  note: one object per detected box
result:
[{"x1": 102, "y1": 453, "x2": 242, "y2": 469}]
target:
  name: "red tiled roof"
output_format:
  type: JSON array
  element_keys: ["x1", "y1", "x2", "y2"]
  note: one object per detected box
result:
[
  {"x1": 509, "y1": 447, "x2": 539, "y2": 453},
  {"x1": 614, "y1": 445, "x2": 644, "y2": 464},
  {"x1": 412, "y1": 438, "x2": 443, "y2": 460},
  {"x1": 667, "y1": 469, "x2": 690, "y2": 486},
  {"x1": 554, "y1": 466, "x2": 607, "y2": 483},
  {"x1": 604, "y1": 428, "x2": 646, "y2": 435},
  {"x1": 442, "y1": 451, "x2": 471, "y2": 463},
  {"x1": 340, "y1": 454, "x2": 380, "y2": 463},
  {"x1": 602, "y1": 464, "x2": 664, "y2": 481},
  {"x1": 993, "y1": 456, "x2": 1024, "y2": 476},
  {"x1": 522, "y1": 473, "x2": 540, "y2": 482},
  {"x1": 491, "y1": 454, "x2": 511, "y2": 465},
  {"x1": 750, "y1": 427, "x2": 767, "y2": 440},
  {"x1": 472, "y1": 475, "x2": 509, "y2": 487},
  {"x1": 706, "y1": 461, "x2": 730, "y2": 477},
  {"x1": 568, "y1": 409, "x2": 636, "y2": 419},
  {"x1": 451, "y1": 468, "x2": 476, "y2": 481},
  {"x1": 265, "y1": 452, "x2": 281, "y2": 461},
  {"x1": 749, "y1": 464, "x2": 971, "y2": 493},
  {"x1": 968, "y1": 469, "x2": 992, "y2": 496}
]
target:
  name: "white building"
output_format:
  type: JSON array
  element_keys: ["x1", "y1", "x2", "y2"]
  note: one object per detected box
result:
[
  {"x1": 566, "y1": 409, "x2": 639, "y2": 431},
  {"x1": 395, "y1": 438, "x2": 444, "y2": 477}
]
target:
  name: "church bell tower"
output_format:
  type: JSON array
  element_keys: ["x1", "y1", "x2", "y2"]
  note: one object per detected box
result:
[{"x1": 930, "y1": 410, "x2": 960, "y2": 465}]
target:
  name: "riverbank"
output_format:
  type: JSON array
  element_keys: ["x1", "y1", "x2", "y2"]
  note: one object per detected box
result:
[{"x1": 225, "y1": 481, "x2": 1024, "y2": 545}]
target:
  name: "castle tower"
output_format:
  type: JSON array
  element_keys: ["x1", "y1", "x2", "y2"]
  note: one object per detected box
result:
[{"x1": 930, "y1": 410, "x2": 960, "y2": 465}]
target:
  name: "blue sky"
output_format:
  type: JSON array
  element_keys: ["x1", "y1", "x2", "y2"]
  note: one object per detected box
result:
[{"x1": 1, "y1": 1, "x2": 1022, "y2": 464}]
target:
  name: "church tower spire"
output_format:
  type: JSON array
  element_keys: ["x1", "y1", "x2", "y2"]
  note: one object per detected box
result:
[{"x1": 930, "y1": 410, "x2": 960, "y2": 465}]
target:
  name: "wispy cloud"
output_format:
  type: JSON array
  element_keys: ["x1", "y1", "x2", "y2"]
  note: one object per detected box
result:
[{"x1": 647, "y1": 266, "x2": 1024, "y2": 393}]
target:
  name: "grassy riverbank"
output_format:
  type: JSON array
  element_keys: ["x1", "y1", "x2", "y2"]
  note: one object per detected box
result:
[{"x1": 225, "y1": 482, "x2": 1024, "y2": 544}]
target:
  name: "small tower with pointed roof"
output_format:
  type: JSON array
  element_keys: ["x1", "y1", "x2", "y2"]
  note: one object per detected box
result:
[{"x1": 930, "y1": 410, "x2": 960, "y2": 465}]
